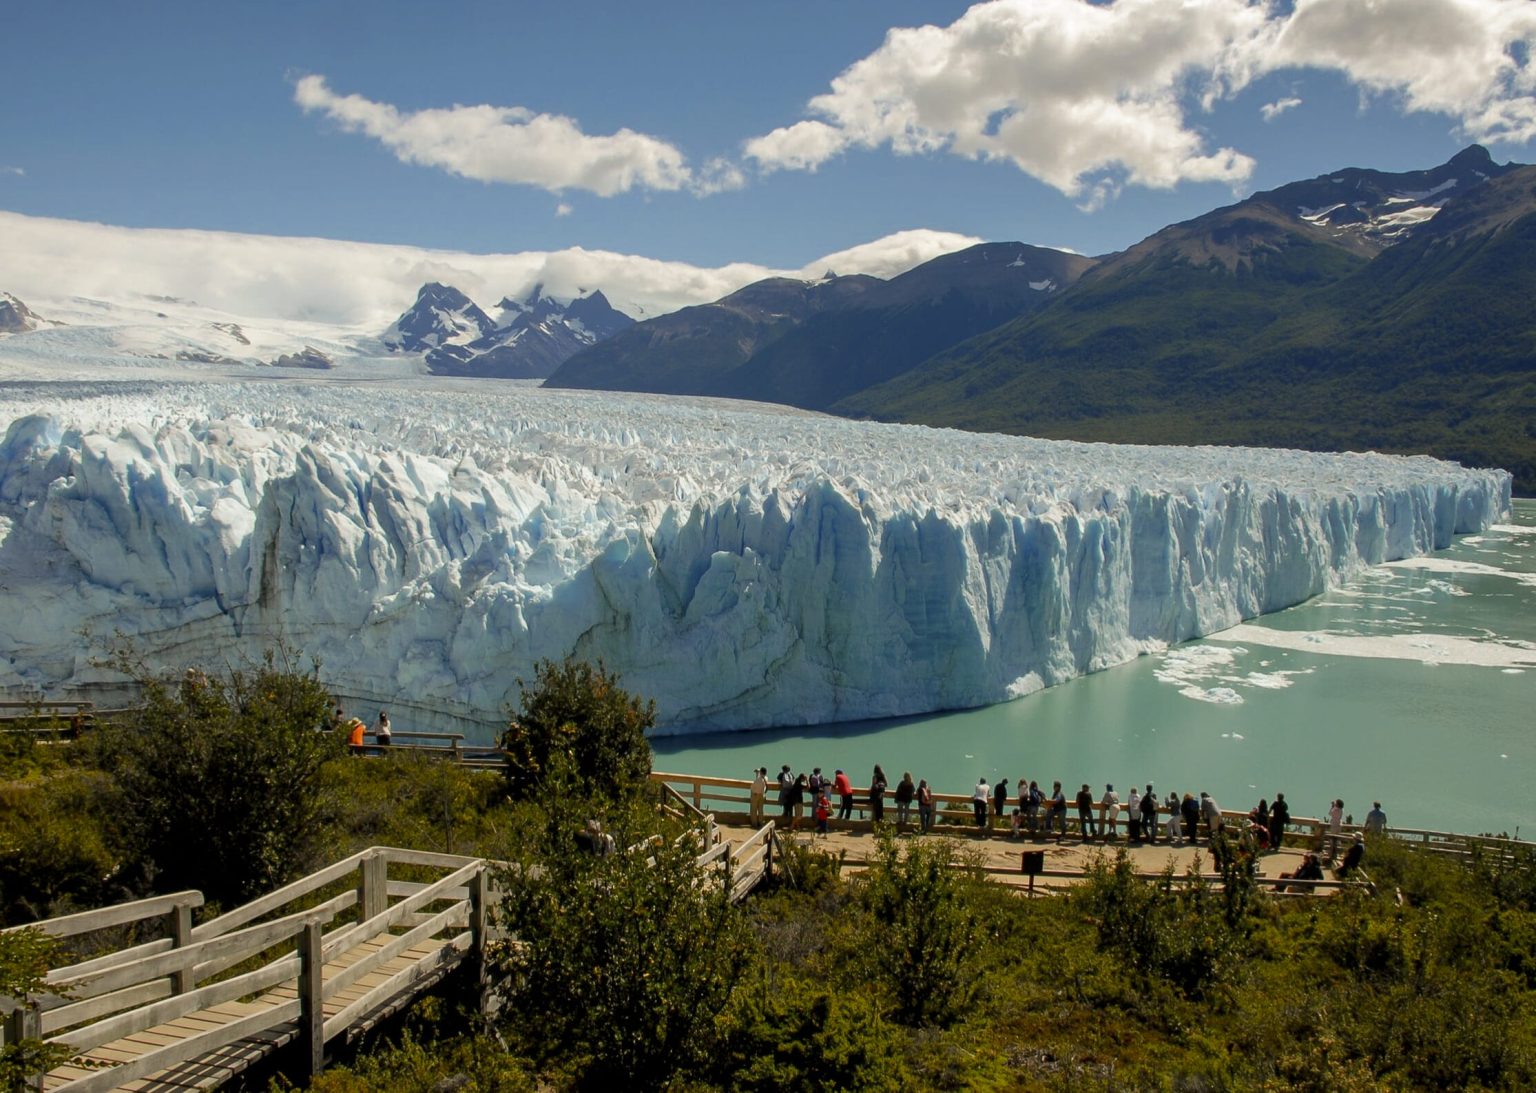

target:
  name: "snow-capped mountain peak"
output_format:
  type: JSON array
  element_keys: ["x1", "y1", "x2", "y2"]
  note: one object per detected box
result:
[
  {"x1": 0, "y1": 292, "x2": 46, "y2": 334},
  {"x1": 381, "y1": 282, "x2": 495, "y2": 352},
  {"x1": 385, "y1": 281, "x2": 634, "y2": 379}
]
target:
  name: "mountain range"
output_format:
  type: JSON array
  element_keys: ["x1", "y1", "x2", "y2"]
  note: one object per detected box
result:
[
  {"x1": 547, "y1": 145, "x2": 1535, "y2": 492},
  {"x1": 383, "y1": 282, "x2": 634, "y2": 378}
]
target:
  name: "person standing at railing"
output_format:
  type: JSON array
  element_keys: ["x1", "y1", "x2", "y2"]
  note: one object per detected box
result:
[
  {"x1": 789, "y1": 773, "x2": 808, "y2": 832},
  {"x1": 1364, "y1": 801, "x2": 1387, "y2": 837},
  {"x1": 1076, "y1": 784, "x2": 1096, "y2": 840},
  {"x1": 1024, "y1": 780, "x2": 1042, "y2": 835},
  {"x1": 1269, "y1": 793, "x2": 1290, "y2": 852},
  {"x1": 1327, "y1": 799, "x2": 1345, "y2": 860},
  {"x1": 834, "y1": 768, "x2": 854, "y2": 821},
  {"x1": 1127, "y1": 785, "x2": 1141, "y2": 842},
  {"x1": 973, "y1": 777, "x2": 991, "y2": 831},
  {"x1": 1101, "y1": 784, "x2": 1120, "y2": 840},
  {"x1": 777, "y1": 765, "x2": 794, "y2": 822},
  {"x1": 372, "y1": 710, "x2": 392, "y2": 746},
  {"x1": 869, "y1": 765, "x2": 888, "y2": 824},
  {"x1": 1201, "y1": 792, "x2": 1223, "y2": 842},
  {"x1": 1141, "y1": 784, "x2": 1158, "y2": 845},
  {"x1": 917, "y1": 778, "x2": 934, "y2": 833},
  {"x1": 993, "y1": 779, "x2": 1009, "y2": 831},
  {"x1": 1049, "y1": 781, "x2": 1068, "y2": 840},
  {"x1": 750, "y1": 767, "x2": 768, "y2": 826},
  {"x1": 895, "y1": 772, "x2": 916, "y2": 827}
]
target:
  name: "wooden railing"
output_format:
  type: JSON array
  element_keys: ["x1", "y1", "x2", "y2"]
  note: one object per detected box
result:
[
  {"x1": 1, "y1": 847, "x2": 492, "y2": 1092},
  {"x1": 649, "y1": 771, "x2": 1532, "y2": 859},
  {"x1": 0, "y1": 816, "x2": 778, "y2": 1091}
]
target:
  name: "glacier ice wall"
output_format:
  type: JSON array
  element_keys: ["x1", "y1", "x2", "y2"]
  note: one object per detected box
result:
[{"x1": 0, "y1": 381, "x2": 1511, "y2": 734}]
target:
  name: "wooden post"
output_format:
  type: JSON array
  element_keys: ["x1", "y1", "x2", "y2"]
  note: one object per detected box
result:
[
  {"x1": 5, "y1": 1006, "x2": 44, "y2": 1091},
  {"x1": 167, "y1": 901, "x2": 194, "y2": 994},
  {"x1": 692, "y1": 780, "x2": 702, "y2": 811},
  {"x1": 469, "y1": 866, "x2": 489, "y2": 1012},
  {"x1": 359, "y1": 851, "x2": 388, "y2": 923},
  {"x1": 297, "y1": 921, "x2": 325, "y2": 1077}
]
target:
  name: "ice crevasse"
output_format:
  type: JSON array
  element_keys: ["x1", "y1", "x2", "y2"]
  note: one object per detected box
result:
[{"x1": 0, "y1": 382, "x2": 1511, "y2": 734}]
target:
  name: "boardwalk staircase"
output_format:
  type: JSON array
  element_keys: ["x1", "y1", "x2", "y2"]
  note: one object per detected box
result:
[{"x1": 3, "y1": 811, "x2": 778, "y2": 1092}]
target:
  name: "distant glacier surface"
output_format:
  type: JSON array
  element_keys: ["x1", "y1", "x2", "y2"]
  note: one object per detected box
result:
[{"x1": 0, "y1": 379, "x2": 1511, "y2": 733}]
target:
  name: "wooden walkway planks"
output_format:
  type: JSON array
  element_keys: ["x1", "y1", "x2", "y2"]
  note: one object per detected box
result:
[
  {"x1": 18, "y1": 832, "x2": 767, "y2": 1093},
  {"x1": 42, "y1": 933, "x2": 457, "y2": 1091}
]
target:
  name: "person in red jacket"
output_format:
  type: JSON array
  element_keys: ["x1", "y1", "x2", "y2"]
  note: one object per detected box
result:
[{"x1": 834, "y1": 769, "x2": 854, "y2": 821}]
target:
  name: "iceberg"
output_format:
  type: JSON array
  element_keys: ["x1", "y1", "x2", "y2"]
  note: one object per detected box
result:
[{"x1": 0, "y1": 379, "x2": 1511, "y2": 735}]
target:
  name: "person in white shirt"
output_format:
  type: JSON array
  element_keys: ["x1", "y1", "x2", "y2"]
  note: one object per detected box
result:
[
  {"x1": 372, "y1": 710, "x2": 392, "y2": 746},
  {"x1": 972, "y1": 778, "x2": 990, "y2": 831},
  {"x1": 1126, "y1": 785, "x2": 1141, "y2": 842},
  {"x1": 1100, "y1": 784, "x2": 1120, "y2": 839},
  {"x1": 1327, "y1": 799, "x2": 1345, "y2": 860},
  {"x1": 750, "y1": 767, "x2": 768, "y2": 826}
]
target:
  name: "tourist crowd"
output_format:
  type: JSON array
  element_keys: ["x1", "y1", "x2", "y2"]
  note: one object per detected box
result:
[{"x1": 747, "y1": 765, "x2": 1383, "y2": 866}]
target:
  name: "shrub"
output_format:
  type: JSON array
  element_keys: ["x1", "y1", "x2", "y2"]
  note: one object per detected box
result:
[
  {"x1": 490, "y1": 813, "x2": 749, "y2": 1091},
  {"x1": 500, "y1": 658, "x2": 653, "y2": 802},
  {"x1": 99, "y1": 651, "x2": 341, "y2": 904},
  {"x1": 855, "y1": 829, "x2": 984, "y2": 1027},
  {"x1": 1077, "y1": 850, "x2": 1242, "y2": 1000}
]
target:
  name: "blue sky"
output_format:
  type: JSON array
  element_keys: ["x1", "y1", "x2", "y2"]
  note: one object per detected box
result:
[{"x1": 3, "y1": 0, "x2": 1535, "y2": 313}]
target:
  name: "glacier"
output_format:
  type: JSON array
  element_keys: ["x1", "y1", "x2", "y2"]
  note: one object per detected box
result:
[{"x1": 0, "y1": 378, "x2": 1511, "y2": 736}]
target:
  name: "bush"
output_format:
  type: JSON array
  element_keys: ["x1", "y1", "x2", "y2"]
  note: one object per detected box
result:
[
  {"x1": 500, "y1": 658, "x2": 653, "y2": 802},
  {"x1": 855, "y1": 829, "x2": 984, "y2": 1027},
  {"x1": 0, "y1": 771, "x2": 121, "y2": 922},
  {"x1": 1077, "y1": 850, "x2": 1243, "y2": 1000},
  {"x1": 714, "y1": 979, "x2": 910, "y2": 1092},
  {"x1": 100, "y1": 652, "x2": 341, "y2": 904},
  {"x1": 490, "y1": 814, "x2": 749, "y2": 1091}
]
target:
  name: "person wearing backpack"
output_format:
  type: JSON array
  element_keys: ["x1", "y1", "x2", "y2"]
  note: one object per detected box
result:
[{"x1": 1141, "y1": 784, "x2": 1158, "y2": 845}]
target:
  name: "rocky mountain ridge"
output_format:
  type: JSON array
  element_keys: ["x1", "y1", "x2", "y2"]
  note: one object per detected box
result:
[{"x1": 383, "y1": 282, "x2": 634, "y2": 379}]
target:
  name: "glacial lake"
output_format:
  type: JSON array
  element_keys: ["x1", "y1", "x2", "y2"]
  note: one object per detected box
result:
[{"x1": 654, "y1": 498, "x2": 1535, "y2": 837}]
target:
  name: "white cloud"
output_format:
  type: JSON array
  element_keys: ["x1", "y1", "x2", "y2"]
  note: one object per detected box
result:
[
  {"x1": 294, "y1": 75, "x2": 696, "y2": 198},
  {"x1": 1273, "y1": 0, "x2": 1536, "y2": 144},
  {"x1": 746, "y1": 0, "x2": 1265, "y2": 200},
  {"x1": 0, "y1": 211, "x2": 981, "y2": 328},
  {"x1": 744, "y1": 120, "x2": 851, "y2": 173},
  {"x1": 1260, "y1": 96, "x2": 1303, "y2": 121},
  {"x1": 0, "y1": 166, "x2": 23, "y2": 177},
  {"x1": 747, "y1": 0, "x2": 1536, "y2": 201},
  {"x1": 555, "y1": 202, "x2": 573, "y2": 217},
  {"x1": 799, "y1": 229, "x2": 983, "y2": 280}
]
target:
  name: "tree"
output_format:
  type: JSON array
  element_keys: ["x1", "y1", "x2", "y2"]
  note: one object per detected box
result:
[
  {"x1": 0, "y1": 928, "x2": 69, "y2": 1089},
  {"x1": 490, "y1": 817, "x2": 748, "y2": 1091},
  {"x1": 500, "y1": 658, "x2": 653, "y2": 801},
  {"x1": 856, "y1": 828, "x2": 984, "y2": 1027},
  {"x1": 101, "y1": 651, "x2": 341, "y2": 905}
]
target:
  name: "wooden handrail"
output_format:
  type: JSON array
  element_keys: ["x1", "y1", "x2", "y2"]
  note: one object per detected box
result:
[{"x1": 3, "y1": 890, "x2": 203, "y2": 942}]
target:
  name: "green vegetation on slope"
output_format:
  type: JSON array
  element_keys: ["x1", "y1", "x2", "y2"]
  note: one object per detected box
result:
[
  {"x1": 840, "y1": 197, "x2": 1536, "y2": 493},
  {"x1": 5, "y1": 657, "x2": 1535, "y2": 1091}
]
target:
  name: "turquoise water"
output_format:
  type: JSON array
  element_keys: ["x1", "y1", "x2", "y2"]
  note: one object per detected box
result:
[{"x1": 654, "y1": 499, "x2": 1536, "y2": 836}]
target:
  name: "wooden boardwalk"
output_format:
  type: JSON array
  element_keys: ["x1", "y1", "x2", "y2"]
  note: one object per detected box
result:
[{"x1": 3, "y1": 812, "x2": 774, "y2": 1093}]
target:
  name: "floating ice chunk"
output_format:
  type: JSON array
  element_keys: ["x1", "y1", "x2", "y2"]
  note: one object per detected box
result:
[{"x1": 1184, "y1": 687, "x2": 1244, "y2": 705}]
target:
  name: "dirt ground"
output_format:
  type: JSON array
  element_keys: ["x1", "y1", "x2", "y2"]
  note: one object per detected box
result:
[{"x1": 722, "y1": 815, "x2": 1326, "y2": 894}]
